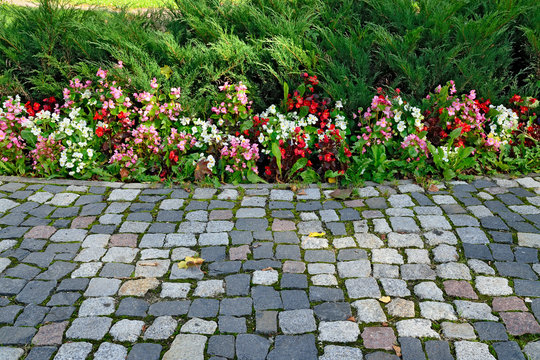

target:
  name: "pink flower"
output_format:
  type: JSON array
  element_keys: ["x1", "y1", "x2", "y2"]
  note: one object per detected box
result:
[
  {"x1": 150, "y1": 78, "x2": 158, "y2": 89},
  {"x1": 110, "y1": 87, "x2": 122, "y2": 100},
  {"x1": 219, "y1": 82, "x2": 230, "y2": 91},
  {"x1": 96, "y1": 68, "x2": 107, "y2": 79}
]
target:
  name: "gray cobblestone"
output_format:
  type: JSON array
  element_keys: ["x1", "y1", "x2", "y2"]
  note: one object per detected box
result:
[{"x1": 0, "y1": 177, "x2": 538, "y2": 357}]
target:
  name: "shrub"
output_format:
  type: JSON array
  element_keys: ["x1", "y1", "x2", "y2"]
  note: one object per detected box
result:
[{"x1": 1, "y1": 0, "x2": 538, "y2": 116}]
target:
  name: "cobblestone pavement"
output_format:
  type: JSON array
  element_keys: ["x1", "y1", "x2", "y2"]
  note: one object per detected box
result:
[{"x1": 0, "y1": 176, "x2": 539, "y2": 360}]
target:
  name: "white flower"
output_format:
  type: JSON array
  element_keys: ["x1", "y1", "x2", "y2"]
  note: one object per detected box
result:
[
  {"x1": 87, "y1": 149, "x2": 94, "y2": 158},
  {"x1": 394, "y1": 110, "x2": 402, "y2": 122},
  {"x1": 397, "y1": 121, "x2": 406, "y2": 133},
  {"x1": 206, "y1": 155, "x2": 216, "y2": 170},
  {"x1": 81, "y1": 90, "x2": 92, "y2": 99},
  {"x1": 335, "y1": 100, "x2": 343, "y2": 109},
  {"x1": 258, "y1": 133, "x2": 265, "y2": 143},
  {"x1": 69, "y1": 107, "x2": 81, "y2": 119}
]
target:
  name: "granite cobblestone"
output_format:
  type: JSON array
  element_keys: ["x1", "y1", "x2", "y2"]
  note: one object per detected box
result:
[{"x1": 0, "y1": 176, "x2": 538, "y2": 358}]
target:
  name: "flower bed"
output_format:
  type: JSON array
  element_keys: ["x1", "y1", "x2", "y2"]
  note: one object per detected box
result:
[{"x1": 1, "y1": 66, "x2": 538, "y2": 184}]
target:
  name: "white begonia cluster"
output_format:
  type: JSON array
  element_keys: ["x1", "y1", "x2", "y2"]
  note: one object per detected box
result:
[
  {"x1": 49, "y1": 107, "x2": 94, "y2": 176},
  {"x1": 81, "y1": 89, "x2": 92, "y2": 99},
  {"x1": 255, "y1": 105, "x2": 348, "y2": 154},
  {"x1": 403, "y1": 103, "x2": 424, "y2": 129},
  {"x1": 392, "y1": 96, "x2": 424, "y2": 134},
  {"x1": 22, "y1": 110, "x2": 61, "y2": 137},
  {"x1": 489, "y1": 104, "x2": 519, "y2": 137},
  {"x1": 256, "y1": 109, "x2": 315, "y2": 154},
  {"x1": 395, "y1": 110, "x2": 406, "y2": 133},
  {"x1": 179, "y1": 117, "x2": 223, "y2": 147}
]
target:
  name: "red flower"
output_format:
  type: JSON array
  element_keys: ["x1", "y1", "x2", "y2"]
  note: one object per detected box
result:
[
  {"x1": 320, "y1": 110, "x2": 329, "y2": 121},
  {"x1": 33, "y1": 103, "x2": 40, "y2": 111},
  {"x1": 96, "y1": 127, "x2": 105, "y2": 137},
  {"x1": 169, "y1": 151, "x2": 176, "y2": 160},
  {"x1": 509, "y1": 94, "x2": 522, "y2": 103}
]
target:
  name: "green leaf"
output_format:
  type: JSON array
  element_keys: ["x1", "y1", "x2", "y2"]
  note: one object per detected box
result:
[
  {"x1": 283, "y1": 82, "x2": 289, "y2": 104},
  {"x1": 325, "y1": 169, "x2": 341, "y2": 179},
  {"x1": 20, "y1": 129, "x2": 36, "y2": 147},
  {"x1": 443, "y1": 168, "x2": 456, "y2": 180},
  {"x1": 247, "y1": 170, "x2": 267, "y2": 184},
  {"x1": 240, "y1": 120, "x2": 253, "y2": 132},
  {"x1": 271, "y1": 142, "x2": 282, "y2": 176},
  {"x1": 299, "y1": 168, "x2": 319, "y2": 183},
  {"x1": 289, "y1": 157, "x2": 308, "y2": 176},
  {"x1": 449, "y1": 127, "x2": 462, "y2": 141},
  {"x1": 297, "y1": 83, "x2": 306, "y2": 97},
  {"x1": 298, "y1": 106, "x2": 309, "y2": 119}
]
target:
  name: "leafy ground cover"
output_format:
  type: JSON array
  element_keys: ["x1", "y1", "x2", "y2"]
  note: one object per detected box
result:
[
  {"x1": 0, "y1": 0, "x2": 539, "y2": 184},
  {"x1": 1, "y1": 67, "x2": 539, "y2": 184}
]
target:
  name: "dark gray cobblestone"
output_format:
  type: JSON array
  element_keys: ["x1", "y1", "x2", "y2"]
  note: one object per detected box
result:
[{"x1": 0, "y1": 175, "x2": 539, "y2": 359}]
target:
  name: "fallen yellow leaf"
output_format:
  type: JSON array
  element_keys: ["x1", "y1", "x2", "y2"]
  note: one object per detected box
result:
[
  {"x1": 328, "y1": 177, "x2": 336, "y2": 184},
  {"x1": 393, "y1": 345, "x2": 402, "y2": 357},
  {"x1": 177, "y1": 256, "x2": 204, "y2": 269},
  {"x1": 308, "y1": 232, "x2": 326, "y2": 237},
  {"x1": 379, "y1": 296, "x2": 391, "y2": 303}
]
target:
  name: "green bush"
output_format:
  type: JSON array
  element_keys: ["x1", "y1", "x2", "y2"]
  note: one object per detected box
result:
[{"x1": 1, "y1": 0, "x2": 538, "y2": 115}]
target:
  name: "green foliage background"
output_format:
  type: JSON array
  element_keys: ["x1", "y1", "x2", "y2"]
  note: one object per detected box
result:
[{"x1": 1, "y1": 0, "x2": 538, "y2": 115}]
